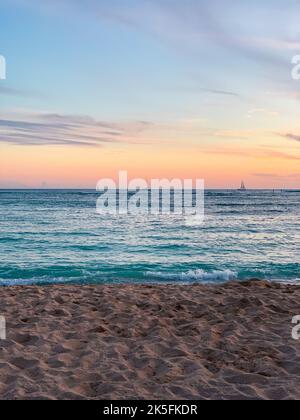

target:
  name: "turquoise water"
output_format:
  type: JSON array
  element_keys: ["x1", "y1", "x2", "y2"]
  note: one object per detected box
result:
[{"x1": 0, "y1": 189, "x2": 299, "y2": 285}]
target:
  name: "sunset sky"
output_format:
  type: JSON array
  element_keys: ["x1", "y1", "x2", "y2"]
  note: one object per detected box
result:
[{"x1": 0, "y1": 0, "x2": 300, "y2": 188}]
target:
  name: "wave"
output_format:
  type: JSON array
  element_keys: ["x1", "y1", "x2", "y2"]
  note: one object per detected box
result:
[
  {"x1": 144, "y1": 269, "x2": 237, "y2": 283},
  {"x1": 0, "y1": 275, "x2": 81, "y2": 287}
]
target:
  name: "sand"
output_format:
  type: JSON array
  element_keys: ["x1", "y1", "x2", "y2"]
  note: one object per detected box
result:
[{"x1": 0, "y1": 280, "x2": 300, "y2": 400}]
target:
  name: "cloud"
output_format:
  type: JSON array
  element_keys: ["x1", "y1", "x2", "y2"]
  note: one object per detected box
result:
[
  {"x1": 253, "y1": 173, "x2": 279, "y2": 178},
  {"x1": 180, "y1": 87, "x2": 240, "y2": 97},
  {"x1": 281, "y1": 133, "x2": 300, "y2": 142},
  {"x1": 0, "y1": 86, "x2": 23, "y2": 96},
  {"x1": 0, "y1": 111, "x2": 153, "y2": 147},
  {"x1": 200, "y1": 88, "x2": 239, "y2": 97},
  {"x1": 103, "y1": 2, "x2": 298, "y2": 75},
  {"x1": 213, "y1": 130, "x2": 256, "y2": 139},
  {"x1": 7, "y1": 0, "x2": 299, "y2": 103},
  {"x1": 253, "y1": 172, "x2": 300, "y2": 179},
  {"x1": 202, "y1": 147, "x2": 300, "y2": 161},
  {"x1": 0, "y1": 85, "x2": 43, "y2": 99},
  {"x1": 11, "y1": 1, "x2": 299, "y2": 61},
  {"x1": 247, "y1": 108, "x2": 279, "y2": 119},
  {"x1": 265, "y1": 150, "x2": 300, "y2": 161}
]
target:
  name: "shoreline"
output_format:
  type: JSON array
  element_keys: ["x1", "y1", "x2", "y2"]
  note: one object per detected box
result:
[
  {"x1": 0, "y1": 276, "x2": 298, "y2": 288},
  {"x1": 0, "y1": 281, "x2": 300, "y2": 400}
]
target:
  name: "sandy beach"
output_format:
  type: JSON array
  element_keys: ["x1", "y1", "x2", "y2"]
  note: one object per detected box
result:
[{"x1": 0, "y1": 280, "x2": 299, "y2": 400}]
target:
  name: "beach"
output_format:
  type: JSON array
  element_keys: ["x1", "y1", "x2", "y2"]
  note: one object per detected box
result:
[{"x1": 0, "y1": 280, "x2": 299, "y2": 400}]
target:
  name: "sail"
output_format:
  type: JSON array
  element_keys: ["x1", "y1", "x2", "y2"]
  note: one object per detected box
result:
[{"x1": 239, "y1": 181, "x2": 246, "y2": 191}]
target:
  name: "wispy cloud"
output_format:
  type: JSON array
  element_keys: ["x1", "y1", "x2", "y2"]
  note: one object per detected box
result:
[
  {"x1": 281, "y1": 133, "x2": 300, "y2": 142},
  {"x1": 247, "y1": 108, "x2": 280, "y2": 119},
  {"x1": 7, "y1": 0, "x2": 299, "y2": 108},
  {"x1": 11, "y1": 0, "x2": 299, "y2": 61},
  {"x1": 0, "y1": 85, "x2": 43, "y2": 98},
  {"x1": 179, "y1": 87, "x2": 240, "y2": 97},
  {"x1": 203, "y1": 147, "x2": 300, "y2": 161},
  {"x1": 253, "y1": 172, "x2": 300, "y2": 179},
  {"x1": 0, "y1": 111, "x2": 153, "y2": 147},
  {"x1": 253, "y1": 173, "x2": 279, "y2": 178}
]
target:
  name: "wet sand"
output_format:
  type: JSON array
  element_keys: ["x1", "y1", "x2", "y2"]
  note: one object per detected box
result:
[{"x1": 0, "y1": 280, "x2": 299, "y2": 400}]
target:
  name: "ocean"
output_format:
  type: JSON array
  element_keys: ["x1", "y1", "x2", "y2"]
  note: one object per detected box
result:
[{"x1": 0, "y1": 189, "x2": 299, "y2": 286}]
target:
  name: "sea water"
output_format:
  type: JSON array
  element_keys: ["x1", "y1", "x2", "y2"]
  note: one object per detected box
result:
[{"x1": 0, "y1": 189, "x2": 299, "y2": 285}]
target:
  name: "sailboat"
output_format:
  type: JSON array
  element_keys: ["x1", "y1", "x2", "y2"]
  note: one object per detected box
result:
[{"x1": 238, "y1": 181, "x2": 246, "y2": 191}]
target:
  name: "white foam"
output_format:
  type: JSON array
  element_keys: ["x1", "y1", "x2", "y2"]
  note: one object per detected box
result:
[
  {"x1": 0, "y1": 277, "x2": 75, "y2": 287},
  {"x1": 145, "y1": 269, "x2": 237, "y2": 283}
]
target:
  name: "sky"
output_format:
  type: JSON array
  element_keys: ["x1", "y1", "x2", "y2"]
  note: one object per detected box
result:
[{"x1": 0, "y1": 0, "x2": 300, "y2": 188}]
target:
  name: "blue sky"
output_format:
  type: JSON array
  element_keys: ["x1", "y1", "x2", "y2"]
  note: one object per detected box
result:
[
  {"x1": 1, "y1": 0, "x2": 298, "y2": 117},
  {"x1": 0, "y1": 0, "x2": 300, "y2": 188}
]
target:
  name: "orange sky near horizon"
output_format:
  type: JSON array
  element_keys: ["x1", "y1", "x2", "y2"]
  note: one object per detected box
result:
[{"x1": 1, "y1": 136, "x2": 300, "y2": 189}]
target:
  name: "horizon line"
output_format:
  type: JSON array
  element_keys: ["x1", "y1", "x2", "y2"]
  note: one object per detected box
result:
[{"x1": 0, "y1": 188, "x2": 297, "y2": 191}]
